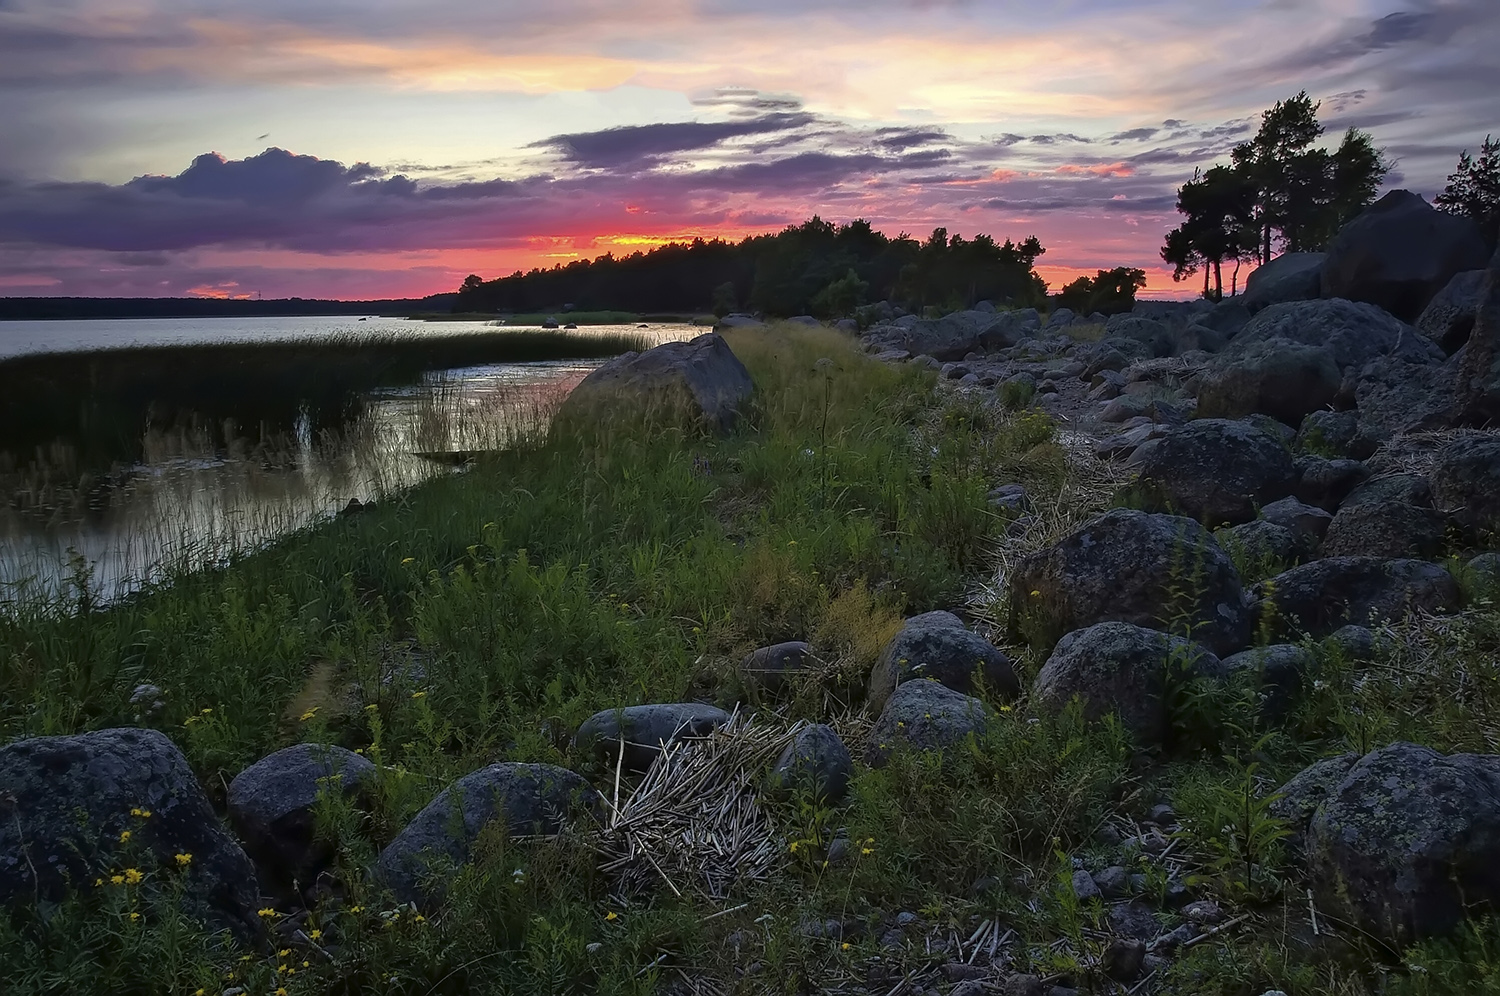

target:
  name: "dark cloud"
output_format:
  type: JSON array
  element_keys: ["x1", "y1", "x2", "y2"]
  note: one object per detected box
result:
[
  {"x1": 535, "y1": 113, "x2": 815, "y2": 170},
  {"x1": 1028, "y1": 133, "x2": 1090, "y2": 145},
  {"x1": 872, "y1": 127, "x2": 950, "y2": 151},
  {"x1": 1272, "y1": 5, "x2": 1479, "y2": 74},
  {"x1": 1108, "y1": 128, "x2": 1159, "y2": 143}
]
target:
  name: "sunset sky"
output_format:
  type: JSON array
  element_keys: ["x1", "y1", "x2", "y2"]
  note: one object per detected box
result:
[{"x1": 0, "y1": 0, "x2": 1495, "y2": 301}]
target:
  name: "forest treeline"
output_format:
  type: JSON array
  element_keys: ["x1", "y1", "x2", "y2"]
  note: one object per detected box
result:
[{"x1": 452, "y1": 219, "x2": 1050, "y2": 318}]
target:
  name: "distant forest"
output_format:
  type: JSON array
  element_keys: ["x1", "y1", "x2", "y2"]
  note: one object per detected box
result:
[{"x1": 453, "y1": 218, "x2": 1049, "y2": 318}]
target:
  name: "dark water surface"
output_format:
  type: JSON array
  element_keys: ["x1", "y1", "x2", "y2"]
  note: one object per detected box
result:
[{"x1": 0, "y1": 316, "x2": 695, "y2": 603}]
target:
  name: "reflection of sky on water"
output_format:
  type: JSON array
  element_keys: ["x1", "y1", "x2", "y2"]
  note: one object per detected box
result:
[{"x1": 0, "y1": 322, "x2": 698, "y2": 604}]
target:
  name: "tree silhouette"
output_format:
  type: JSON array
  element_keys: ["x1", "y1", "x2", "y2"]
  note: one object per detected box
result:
[{"x1": 1436, "y1": 136, "x2": 1500, "y2": 252}]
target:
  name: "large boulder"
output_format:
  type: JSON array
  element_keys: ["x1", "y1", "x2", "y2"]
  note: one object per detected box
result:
[
  {"x1": 1233, "y1": 298, "x2": 1441, "y2": 374},
  {"x1": 560, "y1": 333, "x2": 753, "y2": 430},
  {"x1": 739, "y1": 641, "x2": 814, "y2": 697},
  {"x1": 1296, "y1": 410, "x2": 1384, "y2": 461},
  {"x1": 378, "y1": 763, "x2": 601, "y2": 905},
  {"x1": 1103, "y1": 315, "x2": 1174, "y2": 357},
  {"x1": 1353, "y1": 353, "x2": 1460, "y2": 436},
  {"x1": 1214, "y1": 519, "x2": 1304, "y2": 567},
  {"x1": 866, "y1": 680, "x2": 993, "y2": 767},
  {"x1": 1417, "y1": 269, "x2": 1487, "y2": 354},
  {"x1": 1008, "y1": 508, "x2": 1251, "y2": 657},
  {"x1": 1031, "y1": 622, "x2": 1223, "y2": 744},
  {"x1": 1197, "y1": 338, "x2": 1342, "y2": 425},
  {"x1": 1258, "y1": 557, "x2": 1462, "y2": 638},
  {"x1": 975, "y1": 309, "x2": 1042, "y2": 351},
  {"x1": 1269, "y1": 753, "x2": 1361, "y2": 857},
  {"x1": 1320, "y1": 474, "x2": 1446, "y2": 559},
  {"x1": 1222, "y1": 643, "x2": 1316, "y2": 719},
  {"x1": 0, "y1": 729, "x2": 260, "y2": 940},
  {"x1": 769, "y1": 724, "x2": 853, "y2": 803},
  {"x1": 1453, "y1": 248, "x2": 1500, "y2": 425},
  {"x1": 867, "y1": 611, "x2": 1019, "y2": 713},
  {"x1": 1259, "y1": 496, "x2": 1334, "y2": 543},
  {"x1": 228, "y1": 743, "x2": 375, "y2": 890},
  {"x1": 1430, "y1": 434, "x2": 1500, "y2": 536},
  {"x1": 1321, "y1": 190, "x2": 1491, "y2": 321},
  {"x1": 1308, "y1": 743, "x2": 1500, "y2": 944},
  {"x1": 872, "y1": 311, "x2": 1003, "y2": 360},
  {"x1": 1243, "y1": 252, "x2": 1326, "y2": 313},
  {"x1": 574, "y1": 703, "x2": 730, "y2": 772},
  {"x1": 1293, "y1": 455, "x2": 1371, "y2": 511},
  {"x1": 1131, "y1": 419, "x2": 1297, "y2": 526}
]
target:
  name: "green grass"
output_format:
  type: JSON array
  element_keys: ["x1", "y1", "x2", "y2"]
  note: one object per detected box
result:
[{"x1": 3, "y1": 324, "x2": 1500, "y2": 994}]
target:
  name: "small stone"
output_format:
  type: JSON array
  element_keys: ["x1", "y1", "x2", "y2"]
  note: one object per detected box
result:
[
  {"x1": 1109, "y1": 901, "x2": 1161, "y2": 941},
  {"x1": 879, "y1": 928, "x2": 905, "y2": 950},
  {"x1": 1183, "y1": 899, "x2": 1223, "y2": 925},
  {"x1": 1003, "y1": 975, "x2": 1047, "y2": 996},
  {"x1": 1072, "y1": 869, "x2": 1101, "y2": 901},
  {"x1": 1153, "y1": 923, "x2": 1197, "y2": 954},
  {"x1": 1103, "y1": 938, "x2": 1146, "y2": 981},
  {"x1": 1094, "y1": 865, "x2": 1130, "y2": 897},
  {"x1": 951, "y1": 982, "x2": 987, "y2": 996},
  {"x1": 826, "y1": 836, "x2": 852, "y2": 865},
  {"x1": 1147, "y1": 802, "x2": 1176, "y2": 825},
  {"x1": 941, "y1": 963, "x2": 989, "y2": 982},
  {"x1": 895, "y1": 911, "x2": 919, "y2": 928}
]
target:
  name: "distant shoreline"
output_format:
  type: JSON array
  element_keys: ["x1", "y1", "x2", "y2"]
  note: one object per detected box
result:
[{"x1": 0, "y1": 295, "x2": 458, "y2": 321}]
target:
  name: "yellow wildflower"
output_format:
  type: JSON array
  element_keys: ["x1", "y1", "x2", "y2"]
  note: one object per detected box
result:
[
  {"x1": 130, "y1": 807, "x2": 151, "y2": 818},
  {"x1": 175, "y1": 852, "x2": 192, "y2": 867},
  {"x1": 276, "y1": 989, "x2": 288, "y2": 996},
  {"x1": 410, "y1": 691, "x2": 426, "y2": 699},
  {"x1": 348, "y1": 905, "x2": 363, "y2": 914},
  {"x1": 300, "y1": 707, "x2": 319, "y2": 722},
  {"x1": 605, "y1": 911, "x2": 619, "y2": 921},
  {"x1": 110, "y1": 874, "x2": 125, "y2": 886},
  {"x1": 258, "y1": 907, "x2": 278, "y2": 918},
  {"x1": 201, "y1": 708, "x2": 212, "y2": 715},
  {"x1": 278, "y1": 948, "x2": 291, "y2": 957},
  {"x1": 401, "y1": 557, "x2": 415, "y2": 565},
  {"x1": 119, "y1": 830, "x2": 131, "y2": 843},
  {"x1": 94, "y1": 878, "x2": 103, "y2": 887},
  {"x1": 861, "y1": 847, "x2": 874, "y2": 856},
  {"x1": 128, "y1": 911, "x2": 140, "y2": 922},
  {"x1": 123, "y1": 868, "x2": 143, "y2": 885},
  {"x1": 309, "y1": 929, "x2": 322, "y2": 940},
  {"x1": 841, "y1": 942, "x2": 851, "y2": 951}
]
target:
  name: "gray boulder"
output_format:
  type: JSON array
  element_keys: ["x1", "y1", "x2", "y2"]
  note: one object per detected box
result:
[
  {"x1": 769, "y1": 724, "x2": 853, "y2": 803},
  {"x1": 867, "y1": 680, "x2": 993, "y2": 767},
  {"x1": 1008, "y1": 508, "x2": 1251, "y2": 657},
  {"x1": 1308, "y1": 743, "x2": 1500, "y2": 944},
  {"x1": 1201, "y1": 298, "x2": 1254, "y2": 337},
  {"x1": 561, "y1": 333, "x2": 754, "y2": 431},
  {"x1": 379, "y1": 763, "x2": 601, "y2": 905},
  {"x1": 1470, "y1": 552, "x2": 1500, "y2": 588},
  {"x1": 867, "y1": 611, "x2": 1019, "y2": 713},
  {"x1": 1259, "y1": 496, "x2": 1334, "y2": 542},
  {"x1": 227, "y1": 743, "x2": 375, "y2": 888},
  {"x1": 1269, "y1": 753, "x2": 1360, "y2": 856},
  {"x1": 1353, "y1": 353, "x2": 1460, "y2": 436},
  {"x1": 1453, "y1": 247, "x2": 1500, "y2": 426},
  {"x1": 1321, "y1": 494, "x2": 1446, "y2": 560},
  {"x1": 1293, "y1": 455, "x2": 1371, "y2": 511},
  {"x1": 1244, "y1": 253, "x2": 1327, "y2": 313},
  {"x1": 1214, "y1": 520, "x2": 1303, "y2": 567},
  {"x1": 1418, "y1": 269, "x2": 1487, "y2": 354},
  {"x1": 1259, "y1": 557, "x2": 1462, "y2": 638},
  {"x1": 715, "y1": 314, "x2": 766, "y2": 330},
  {"x1": 1321, "y1": 190, "x2": 1491, "y2": 321},
  {"x1": 1233, "y1": 298, "x2": 1441, "y2": 373},
  {"x1": 0, "y1": 728, "x2": 260, "y2": 940},
  {"x1": 1047, "y1": 308, "x2": 1077, "y2": 329},
  {"x1": 1296, "y1": 410, "x2": 1384, "y2": 460},
  {"x1": 785, "y1": 315, "x2": 821, "y2": 327},
  {"x1": 1430, "y1": 434, "x2": 1500, "y2": 536},
  {"x1": 1197, "y1": 338, "x2": 1342, "y2": 425},
  {"x1": 1132, "y1": 419, "x2": 1297, "y2": 526},
  {"x1": 1222, "y1": 644, "x2": 1315, "y2": 719},
  {"x1": 976, "y1": 309, "x2": 1042, "y2": 351},
  {"x1": 739, "y1": 641, "x2": 814, "y2": 697},
  {"x1": 1031, "y1": 622, "x2": 1223, "y2": 744},
  {"x1": 575, "y1": 703, "x2": 730, "y2": 772},
  {"x1": 1104, "y1": 315, "x2": 1174, "y2": 356}
]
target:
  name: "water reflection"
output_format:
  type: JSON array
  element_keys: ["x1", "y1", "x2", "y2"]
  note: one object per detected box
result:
[{"x1": 0, "y1": 321, "x2": 698, "y2": 604}]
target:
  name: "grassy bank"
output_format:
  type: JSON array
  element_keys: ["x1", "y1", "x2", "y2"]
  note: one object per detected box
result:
[
  {"x1": 4, "y1": 325, "x2": 1500, "y2": 994},
  {"x1": 0, "y1": 328, "x2": 649, "y2": 471}
]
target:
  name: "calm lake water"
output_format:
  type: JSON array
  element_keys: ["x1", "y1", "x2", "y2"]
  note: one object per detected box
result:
[{"x1": 0, "y1": 315, "x2": 698, "y2": 604}]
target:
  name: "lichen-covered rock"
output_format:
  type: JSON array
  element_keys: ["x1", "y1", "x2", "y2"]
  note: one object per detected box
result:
[
  {"x1": 1009, "y1": 508, "x2": 1251, "y2": 657},
  {"x1": 1259, "y1": 497, "x2": 1334, "y2": 542},
  {"x1": 1214, "y1": 520, "x2": 1304, "y2": 568},
  {"x1": 1430, "y1": 434, "x2": 1500, "y2": 536},
  {"x1": 575, "y1": 703, "x2": 730, "y2": 772},
  {"x1": 1131, "y1": 419, "x2": 1297, "y2": 526},
  {"x1": 1453, "y1": 247, "x2": 1500, "y2": 426},
  {"x1": 1296, "y1": 410, "x2": 1385, "y2": 461},
  {"x1": 1293, "y1": 456, "x2": 1372, "y2": 511},
  {"x1": 1268, "y1": 753, "x2": 1360, "y2": 856},
  {"x1": 1353, "y1": 353, "x2": 1459, "y2": 437},
  {"x1": 1222, "y1": 644, "x2": 1316, "y2": 719},
  {"x1": 1243, "y1": 252, "x2": 1326, "y2": 313},
  {"x1": 1234, "y1": 298, "x2": 1442, "y2": 373},
  {"x1": 769, "y1": 724, "x2": 853, "y2": 803},
  {"x1": 1032, "y1": 622, "x2": 1223, "y2": 744},
  {"x1": 1417, "y1": 269, "x2": 1487, "y2": 353},
  {"x1": 0, "y1": 728, "x2": 260, "y2": 940},
  {"x1": 1307, "y1": 742, "x2": 1500, "y2": 944},
  {"x1": 739, "y1": 641, "x2": 814, "y2": 697},
  {"x1": 867, "y1": 680, "x2": 993, "y2": 767},
  {"x1": 228, "y1": 743, "x2": 375, "y2": 890},
  {"x1": 867, "y1": 611, "x2": 1018, "y2": 713},
  {"x1": 1197, "y1": 338, "x2": 1342, "y2": 425},
  {"x1": 1259, "y1": 557, "x2": 1462, "y2": 638},
  {"x1": 1321, "y1": 190, "x2": 1491, "y2": 321},
  {"x1": 378, "y1": 763, "x2": 601, "y2": 905},
  {"x1": 560, "y1": 332, "x2": 753, "y2": 430},
  {"x1": 1321, "y1": 497, "x2": 1447, "y2": 560}
]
